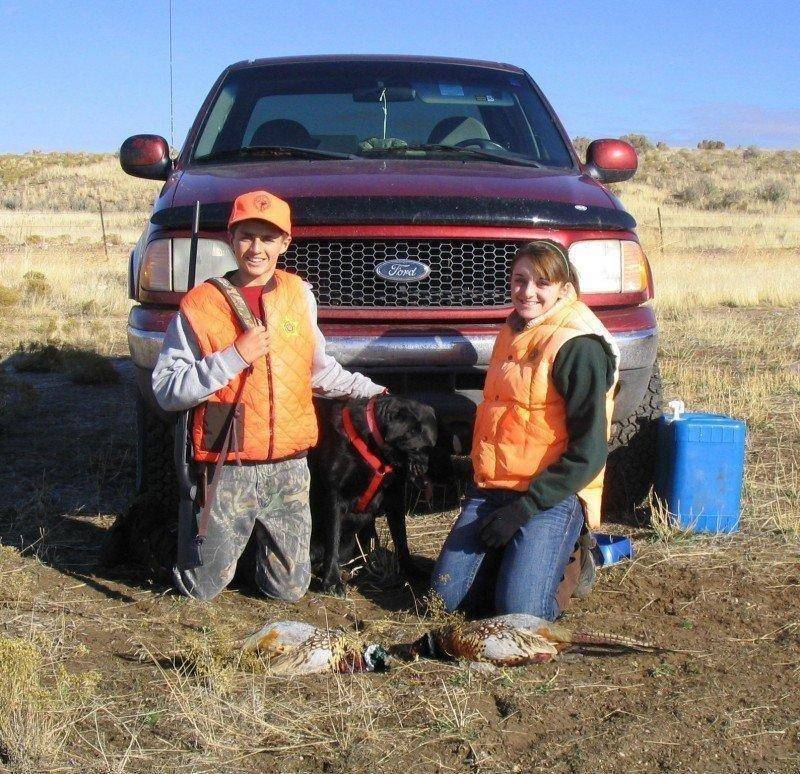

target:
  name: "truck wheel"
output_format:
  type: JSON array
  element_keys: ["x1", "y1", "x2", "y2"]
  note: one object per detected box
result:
[
  {"x1": 603, "y1": 363, "x2": 663, "y2": 520},
  {"x1": 135, "y1": 393, "x2": 178, "y2": 500},
  {"x1": 102, "y1": 395, "x2": 178, "y2": 570}
]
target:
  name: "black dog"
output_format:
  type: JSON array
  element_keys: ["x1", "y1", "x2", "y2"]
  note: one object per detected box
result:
[{"x1": 308, "y1": 395, "x2": 438, "y2": 595}]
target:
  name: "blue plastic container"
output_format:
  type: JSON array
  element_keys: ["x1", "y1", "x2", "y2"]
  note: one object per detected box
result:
[
  {"x1": 655, "y1": 402, "x2": 746, "y2": 533},
  {"x1": 591, "y1": 533, "x2": 634, "y2": 567}
]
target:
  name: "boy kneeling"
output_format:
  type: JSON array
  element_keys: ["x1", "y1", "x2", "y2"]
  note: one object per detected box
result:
[{"x1": 152, "y1": 190, "x2": 384, "y2": 602}]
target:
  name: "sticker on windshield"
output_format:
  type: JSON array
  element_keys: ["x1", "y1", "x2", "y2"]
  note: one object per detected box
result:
[
  {"x1": 439, "y1": 83, "x2": 465, "y2": 97},
  {"x1": 475, "y1": 94, "x2": 496, "y2": 103}
]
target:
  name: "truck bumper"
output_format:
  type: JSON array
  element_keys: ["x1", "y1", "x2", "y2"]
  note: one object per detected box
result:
[{"x1": 128, "y1": 306, "x2": 657, "y2": 424}]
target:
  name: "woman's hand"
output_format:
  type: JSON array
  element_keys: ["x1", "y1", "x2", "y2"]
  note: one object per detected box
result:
[
  {"x1": 478, "y1": 497, "x2": 535, "y2": 548},
  {"x1": 234, "y1": 324, "x2": 270, "y2": 364}
]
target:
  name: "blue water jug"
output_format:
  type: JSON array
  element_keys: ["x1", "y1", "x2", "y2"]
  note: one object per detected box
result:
[{"x1": 655, "y1": 401, "x2": 746, "y2": 533}]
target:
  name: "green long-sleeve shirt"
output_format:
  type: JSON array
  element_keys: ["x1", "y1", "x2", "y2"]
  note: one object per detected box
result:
[{"x1": 521, "y1": 334, "x2": 616, "y2": 517}]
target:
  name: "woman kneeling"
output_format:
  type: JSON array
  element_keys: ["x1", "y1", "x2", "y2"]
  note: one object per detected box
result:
[{"x1": 432, "y1": 241, "x2": 619, "y2": 620}]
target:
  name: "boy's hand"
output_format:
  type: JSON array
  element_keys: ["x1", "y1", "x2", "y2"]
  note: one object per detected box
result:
[{"x1": 234, "y1": 325, "x2": 270, "y2": 364}]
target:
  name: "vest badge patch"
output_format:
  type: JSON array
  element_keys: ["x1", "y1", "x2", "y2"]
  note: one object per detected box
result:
[{"x1": 281, "y1": 315, "x2": 300, "y2": 337}]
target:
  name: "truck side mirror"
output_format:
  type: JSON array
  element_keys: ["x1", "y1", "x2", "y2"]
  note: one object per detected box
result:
[
  {"x1": 120, "y1": 135, "x2": 173, "y2": 180},
  {"x1": 583, "y1": 139, "x2": 638, "y2": 183}
]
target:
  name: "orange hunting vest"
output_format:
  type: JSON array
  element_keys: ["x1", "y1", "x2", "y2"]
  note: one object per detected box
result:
[
  {"x1": 471, "y1": 297, "x2": 618, "y2": 528},
  {"x1": 180, "y1": 270, "x2": 318, "y2": 463}
]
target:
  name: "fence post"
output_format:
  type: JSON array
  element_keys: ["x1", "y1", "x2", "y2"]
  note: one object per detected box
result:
[
  {"x1": 657, "y1": 206, "x2": 665, "y2": 258},
  {"x1": 97, "y1": 194, "x2": 109, "y2": 261}
]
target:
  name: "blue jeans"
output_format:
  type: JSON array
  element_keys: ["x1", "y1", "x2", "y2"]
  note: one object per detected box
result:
[{"x1": 431, "y1": 489, "x2": 584, "y2": 621}]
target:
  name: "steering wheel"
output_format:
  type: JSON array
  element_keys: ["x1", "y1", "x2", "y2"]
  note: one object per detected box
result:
[{"x1": 454, "y1": 138, "x2": 507, "y2": 151}]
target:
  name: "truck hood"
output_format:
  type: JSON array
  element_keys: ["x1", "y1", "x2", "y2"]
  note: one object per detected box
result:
[{"x1": 153, "y1": 159, "x2": 635, "y2": 231}]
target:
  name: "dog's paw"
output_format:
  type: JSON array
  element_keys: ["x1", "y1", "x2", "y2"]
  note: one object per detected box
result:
[
  {"x1": 322, "y1": 579, "x2": 347, "y2": 598},
  {"x1": 320, "y1": 572, "x2": 348, "y2": 597}
]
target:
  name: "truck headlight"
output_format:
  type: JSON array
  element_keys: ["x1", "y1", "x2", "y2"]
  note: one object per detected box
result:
[
  {"x1": 568, "y1": 239, "x2": 648, "y2": 293},
  {"x1": 171, "y1": 238, "x2": 237, "y2": 292}
]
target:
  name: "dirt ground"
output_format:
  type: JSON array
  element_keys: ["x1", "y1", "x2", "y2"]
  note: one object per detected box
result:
[{"x1": 0, "y1": 317, "x2": 799, "y2": 772}]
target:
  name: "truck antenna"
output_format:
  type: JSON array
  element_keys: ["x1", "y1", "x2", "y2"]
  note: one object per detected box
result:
[
  {"x1": 188, "y1": 200, "x2": 200, "y2": 289},
  {"x1": 169, "y1": 0, "x2": 175, "y2": 150}
]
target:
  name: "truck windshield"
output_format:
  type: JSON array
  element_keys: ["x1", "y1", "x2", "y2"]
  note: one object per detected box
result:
[{"x1": 192, "y1": 61, "x2": 574, "y2": 168}]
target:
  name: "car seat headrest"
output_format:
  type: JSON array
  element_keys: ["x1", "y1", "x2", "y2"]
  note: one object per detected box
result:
[
  {"x1": 249, "y1": 119, "x2": 318, "y2": 149},
  {"x1": 427, "y1": 116, "x2": 491, "y2": 145}
]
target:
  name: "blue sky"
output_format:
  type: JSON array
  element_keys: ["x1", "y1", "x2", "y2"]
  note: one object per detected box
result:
[{"x1": 1, "y1": 0, "x2": 798, "y2": 153}]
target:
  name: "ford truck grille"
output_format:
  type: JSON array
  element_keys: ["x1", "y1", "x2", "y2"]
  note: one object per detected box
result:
[{"x1": 282, "y1": 240, "x2": 517, "y2": 308}]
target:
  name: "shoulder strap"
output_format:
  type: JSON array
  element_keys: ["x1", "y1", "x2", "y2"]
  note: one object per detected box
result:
[
  {"x1": 207, "y1": 276, "x2": 259, "y2": 331},
  {"x1": 191, "y1": 276, "x2": 255, "y2": 563}
]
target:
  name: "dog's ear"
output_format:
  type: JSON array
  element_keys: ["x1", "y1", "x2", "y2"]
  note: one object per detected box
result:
[{"x1": 420, "y1": 404, "x2": 438, "y2": 445}]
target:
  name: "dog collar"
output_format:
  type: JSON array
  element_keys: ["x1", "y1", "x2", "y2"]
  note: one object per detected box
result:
[
  {"x1": 365, "y1": 396, "x2": 386, "y2": 447},
  {"x1": 342, "y1": 397, "x2": 393, "y2": 513}
]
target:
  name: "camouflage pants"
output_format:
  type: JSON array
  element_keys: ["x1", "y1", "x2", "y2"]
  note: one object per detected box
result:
[{"x1": 173, "y1": 458, "x2": 312, "y2": 603}]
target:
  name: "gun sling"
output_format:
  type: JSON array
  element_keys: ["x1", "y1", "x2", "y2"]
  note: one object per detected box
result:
[{"x1": 178, "y1": 276, "x2": 260, "y2": 567}]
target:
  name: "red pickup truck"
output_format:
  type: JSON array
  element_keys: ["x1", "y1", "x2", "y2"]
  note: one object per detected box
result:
[{"x1": 122, "y1": 55, "x2": 660, "y2": 515}]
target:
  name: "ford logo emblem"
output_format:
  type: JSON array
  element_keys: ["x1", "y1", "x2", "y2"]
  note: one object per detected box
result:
[{"x1": 375, "y1": 259, "x2": 431, "y2": 283}]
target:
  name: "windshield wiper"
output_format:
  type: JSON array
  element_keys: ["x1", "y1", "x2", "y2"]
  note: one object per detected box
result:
[
  {"x1": 361, "y1": 143, "x2": 543, "y2": 168},
  {"x1": 194, "y1": 145, "x2": 358, "y2": 163}
]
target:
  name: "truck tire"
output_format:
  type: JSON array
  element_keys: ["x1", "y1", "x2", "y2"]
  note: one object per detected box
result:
[
  {"x1": 101, "y1": 395, "x2": 179, "y2": 571},
  {"x1": 135, "y1": 393, "x2": 178, "y2": 501},
  {"x1": 602, "y1": 363, "x2": 663, "y2": 520}
]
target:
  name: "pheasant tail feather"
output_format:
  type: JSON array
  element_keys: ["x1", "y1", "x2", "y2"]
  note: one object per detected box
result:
[{"x1": 570, "y1": 630, "x2": 659, "y2": 652}]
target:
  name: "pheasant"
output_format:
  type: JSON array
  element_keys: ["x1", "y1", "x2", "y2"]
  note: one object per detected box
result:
[
  {"x1": 242, "y1": 620, "x2": 389, "y2": 675},
  {"x1": 394, "y1": 613, "x2": 660, "y2": 667}
]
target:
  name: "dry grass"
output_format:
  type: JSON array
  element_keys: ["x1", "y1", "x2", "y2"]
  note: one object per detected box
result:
[
  {"x1": 0, "y1": 242, "x2": 131, "y2": 359},
  {"x1": 0, "y1": 550, "x2": 101, "y2": 768}
]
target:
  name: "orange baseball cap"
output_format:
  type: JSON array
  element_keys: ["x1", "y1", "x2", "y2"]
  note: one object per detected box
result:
[{"x1": 227, "y1": 190, "x2": 291, "y2": 235}]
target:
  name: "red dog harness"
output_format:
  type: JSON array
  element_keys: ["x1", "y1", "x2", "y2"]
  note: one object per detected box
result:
[{"x1": 342, "y1": 397, "x2": 393, "y2": 512}]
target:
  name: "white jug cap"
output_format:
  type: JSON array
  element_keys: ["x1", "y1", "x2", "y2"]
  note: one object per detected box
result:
[{"x1": 667, "y1": 399, "x2": 685, "y2": 420}]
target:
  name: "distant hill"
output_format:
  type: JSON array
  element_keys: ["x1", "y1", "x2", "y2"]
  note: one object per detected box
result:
[
  {"x1": 0, "y1": 152, "x2": 159, "y2": 212},
  {"x1": 0, "y1": 145, "x2": 797, "y2": 215}
]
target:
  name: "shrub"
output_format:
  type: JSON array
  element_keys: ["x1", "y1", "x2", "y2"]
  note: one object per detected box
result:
[
  {"x1": 697, "y1": 139, "x2": 726, "y2": 150},
  {"x1": 61, "y1": 348, "x2": 120, "y2": 385},
  {"x1": 571, "y1": 137, "x2": 590, "y2": 158},
  {"x1": 24, "y1": 234, "x2": 44, "y2": 246},
  {"x1": 22, "y1": 270, "x2": 51, "y2": 296},
  {"x1": 708, "y1": 188, "x2": 746, "y2": 211},
  {"x1": 672, "y1": 179, "x2": 719, "y2": 206},
  {"x1": 743, "y1": 145, "x2": 760, "y2": 159},
  {"x1": 656, "y1": 141, "x2": 669, "y2": 150},
  {"x1": 13, "y1": 342, "x2": 120, "y2": 385},
  {"x1": 671, "y1": 185, "x2": 702, "y2": 205},
  {"x1": 619, "y1": 133, "x2": 655, "y2": 153},
  {"x1": 14, "y1": 343, "x2": 63, "y2": 373},
  {"x1": 0, "y1": 635, "x2": 100, "y2": 768},
  {"x1": 757, "y1": 180, "x2": 790, "y2": 204},
  {"x1": 0, "y1": 284, "x2": 22, "y2": 306}
]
